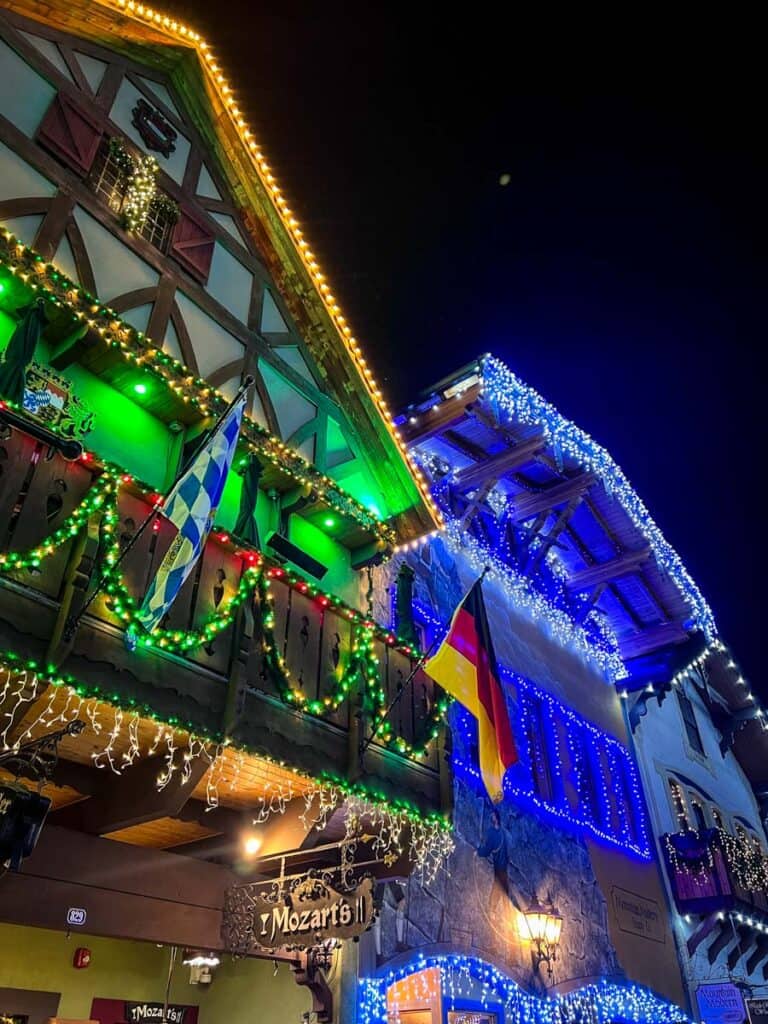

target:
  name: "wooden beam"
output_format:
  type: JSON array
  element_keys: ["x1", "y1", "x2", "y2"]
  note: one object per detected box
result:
[
  {"x1": 506, "y1": 474, "x2": 596, "y2": 523},
  {"x1": 566, "y1": 547, "x2": 652, "y2": 592},
  {"x1": 687, "y1": 912, "x2": 721, "y2": 958},
  {"x1": 459, "y1": 478, "x2": 496, "y2": 531},
  {"x1": 529, "y1": 496, "x2": 581, "y2": 573},
  {"x1": 0, "y1": 824, "x2": 234, "y2": 949},
  {"x1": 51, "y1": 751, "x2": 209, "y2": 835},
  {"x1": 454, "y1": 434, "x2": 545, "y2": 492},
  {"x1": 620, "y1": 620, "x2": 692, "y2": 660},
  {"x1": 727, "y1": 925, "x2": 753, "y2": 971},
  {"x1": 399, "y1": 391, "x2": 480, "y2": 445},
  {"x1": 708, "y1": 921, "x2": 738, "y2": 965},
  {"x1": 575, "y1": 583, "x2": 606, "y2": 624}
]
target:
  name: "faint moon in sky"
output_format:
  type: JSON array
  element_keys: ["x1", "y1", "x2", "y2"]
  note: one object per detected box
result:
[{"x1": 499, "y1": 173, "x2": 511, "y2": 186}]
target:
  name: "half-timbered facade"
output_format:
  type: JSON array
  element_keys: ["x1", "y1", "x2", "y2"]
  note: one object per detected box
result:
[{"x1": 0, "y1": 4, "x2": 446, "y2": 1022}]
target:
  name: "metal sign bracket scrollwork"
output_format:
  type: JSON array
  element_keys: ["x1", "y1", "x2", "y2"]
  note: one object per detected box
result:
[
  {"x1": 0, "y1": 718, "x2": 86, "y2": 785},
  {"x1": 221, "y1": 836, "x2": 382, "y2": 958}
]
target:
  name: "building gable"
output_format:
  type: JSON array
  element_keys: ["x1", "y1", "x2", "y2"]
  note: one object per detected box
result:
[{"x1": 0, "y1": 0, "x2": 438, "y2": 537}]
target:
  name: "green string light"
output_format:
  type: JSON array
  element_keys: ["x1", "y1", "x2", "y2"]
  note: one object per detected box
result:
[
  {"x1": 0, "y1": 648, "x2": 450, "y2": 831},
  {"x1": 0, "y1": 234, "x2": 395, "y2": 546},
  {"x1": 0, "y1": 462, "x2": 448, "y2": 754}
]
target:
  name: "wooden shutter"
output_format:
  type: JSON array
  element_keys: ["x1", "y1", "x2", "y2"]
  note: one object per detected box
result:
[
  {"x1": 170, "y1": 205, "x2": 215, "y2": 283},
  {"x1": 36, "y1": 92, "x2": 102, "y2": 175}
]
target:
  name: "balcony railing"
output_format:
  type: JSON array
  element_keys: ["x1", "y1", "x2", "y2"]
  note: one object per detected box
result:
[
  {"x1": 0, "y1": 419, "x2": 442, "y2": 785},
  {"x1": 662, "y1": 828, "x2": 768, "y2": 916}
]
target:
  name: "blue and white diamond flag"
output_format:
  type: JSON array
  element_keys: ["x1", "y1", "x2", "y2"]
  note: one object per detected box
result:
[{"x1": 134, "y1": 395, "x2": 246, "y2": 635}]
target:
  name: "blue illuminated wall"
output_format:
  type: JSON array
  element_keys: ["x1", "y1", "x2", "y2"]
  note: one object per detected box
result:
[
  {"x1": 367, "y1": 534, "x2": 686, "y2": 1009},
  {"x1": 451, "y1": 671, "x2": 651, "y2": 860}
]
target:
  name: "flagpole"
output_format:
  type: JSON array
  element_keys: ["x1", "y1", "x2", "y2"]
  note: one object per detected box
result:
[
  {"x1": 61, "y1": 376, "x2": 254, "y2": 642},
  {"x1": 359, "y1": 566, "x2": 492, "y2": 761}
]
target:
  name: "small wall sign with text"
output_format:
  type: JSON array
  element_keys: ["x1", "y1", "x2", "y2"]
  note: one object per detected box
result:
[
  {"x1": 697, "y1": 982, "x2": 746, "y2": 1024},
  {"x1": 66, "y1": 907, "x2": 87, "y2": 927},
  {"x1": 747, "y1": 997, "x2": 768, "y2": 1024},
  {"x1": 611, "y1": 887, "x2": 665, "y2": 944}
]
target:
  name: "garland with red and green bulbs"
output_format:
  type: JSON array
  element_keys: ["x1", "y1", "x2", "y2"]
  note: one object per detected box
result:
[{"x1": 0, "y1": 467, "x2": 449, "y2": 758}]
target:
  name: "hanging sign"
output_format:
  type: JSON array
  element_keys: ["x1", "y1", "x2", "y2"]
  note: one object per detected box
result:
[
  {"x1": 697, "y1": 983, "x2": 745, "y2": 1024},
  {"x1": 223, "y1": 873, "x2": 375, "y2": 952},
  {"x1": 125, "y1": 1002, "x2": 187, "y2": 1023},
  {"x1": 747, "y1": 998, "x2": 768, "y2": 1023}
]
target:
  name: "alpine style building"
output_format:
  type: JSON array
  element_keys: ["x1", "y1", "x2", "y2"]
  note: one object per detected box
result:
[{"x1": 0, "y1": 4, "x2": 762, "y2": 1024}]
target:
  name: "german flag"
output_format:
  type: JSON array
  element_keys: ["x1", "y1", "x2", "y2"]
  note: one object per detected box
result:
[{"x1": 424, "y1": 579, "x2": 517, "y2": 802}]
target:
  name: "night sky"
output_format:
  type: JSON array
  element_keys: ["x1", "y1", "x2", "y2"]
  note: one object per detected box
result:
[{"x1": 172, "y1": 4, "x2": 764, "y2": 689}]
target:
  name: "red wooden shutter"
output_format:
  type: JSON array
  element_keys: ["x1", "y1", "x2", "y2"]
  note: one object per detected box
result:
[
  {"x1": 36, "y1": 92, "x2": 102, "y2": 175},
  {"x1": 170, "y1": 206, "x2": 215, "y2": 283}
]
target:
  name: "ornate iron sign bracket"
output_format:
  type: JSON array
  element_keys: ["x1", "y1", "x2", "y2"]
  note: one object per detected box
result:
[{"x1": 0, "y1": 718, "x2": 85, "y2": 784}]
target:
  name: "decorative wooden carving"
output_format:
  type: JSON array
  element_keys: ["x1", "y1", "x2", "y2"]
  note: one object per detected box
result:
[
  {"x1": 36, "y1": 91, "x2": 103, "y2": 175},
  {"x1": 131, "y1": 97, "x2": 177, "y2": 157}
]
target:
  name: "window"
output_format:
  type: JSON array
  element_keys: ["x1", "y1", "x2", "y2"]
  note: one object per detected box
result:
[
  {"x1": 669, "y1": 779, "x2": 689, "y2": 830},
  {"x1": 89, "y1": 138, "x2": 178, "y2": 253},
  {"x1": 676, "y1": 687, "x2": 705, "y2": 756},
  {"x1": 690, "y1": 796, "x2": 708, "y2": 832},
  {"x1": 524, "y1": 695, "x2": 552, "y2": 802},
  {"x1": 615, "y1": 757, "x2": 638, "y2": 843},
  {"x1": 573, "y1": 731, "x2": 601, "y2": 825},
  {"x1": 712, "y1": 807, "x2": 725, "y2": 830},
  {"x1": 89, "y1": 138, "x2": 128, "y2": 213},
  {"x1": 139, "y1": 195, "x2": 176, "y2": 251}
]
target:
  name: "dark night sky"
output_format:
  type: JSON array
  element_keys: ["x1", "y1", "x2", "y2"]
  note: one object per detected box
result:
[{"x1": 170, "y1": 4, "x2": 764, "y2": 688}]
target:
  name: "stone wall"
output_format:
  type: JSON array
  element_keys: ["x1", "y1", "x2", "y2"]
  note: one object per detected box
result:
[{"x1": 376, "y1": 773, "x2": 621, "y2": 992}]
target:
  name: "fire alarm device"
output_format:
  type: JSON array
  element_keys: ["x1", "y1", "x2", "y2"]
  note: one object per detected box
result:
[{"x1": 73, "y1": 947, "x2": 91, "y2": 969}]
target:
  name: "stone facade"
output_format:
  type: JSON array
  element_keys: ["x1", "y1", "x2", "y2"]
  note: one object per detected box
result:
[{"x1": 376, "y1": 772, "x2": 621, "y2": 991}]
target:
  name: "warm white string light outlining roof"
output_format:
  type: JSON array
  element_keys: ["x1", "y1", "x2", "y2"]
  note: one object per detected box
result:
[{"x1": 95, "y1": 0, "x2": 442, "y2": 530}]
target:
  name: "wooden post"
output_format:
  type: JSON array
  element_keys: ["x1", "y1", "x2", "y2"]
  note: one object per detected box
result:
[
  {"x1": 438, "y1": 716, "x2": 453, "y2": 817},
  {"x1": 222, "y1": 597, "x2": 254, "y2": 739},
  {"x1": 45, "y1": 508, "x2": 101, "y2": 667},
  {"x1": 348, "y1": 660, "x2": 364, "y2": 782}
]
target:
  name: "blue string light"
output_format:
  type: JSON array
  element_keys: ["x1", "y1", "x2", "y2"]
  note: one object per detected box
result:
[
  {"x1": 359, "y1": 954, "x2": 690, "y2": 1023},
  {"x1": 399, "y1": 586, "x2": 651, "y2": 858},
  {"x1": 451, "y1": 664, "x2": 652, "y2": 860},
  {"x1": 418, "y1": 506, "x2": 627, "y2": 683},
  {"x1": 482, "y1": 355, "x2": 716, "y2": 643}
]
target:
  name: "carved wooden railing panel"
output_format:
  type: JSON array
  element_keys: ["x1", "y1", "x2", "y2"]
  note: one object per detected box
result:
[
  {"x1": 0, "y1": 424, "x2": 443, "y2": 771},
  {"x1": 249, "y1": 573, "x2": 352, "y2": 729},
  {"x1": 368, "y1": 636, "x2": 439, "y2": 768},
  {"x1": 0, "y1": 426, "x2": 97, "y2": 598}
]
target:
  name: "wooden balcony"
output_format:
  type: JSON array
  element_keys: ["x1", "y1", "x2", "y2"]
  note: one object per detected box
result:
[{"x1": 0, "y1": 418, "x2": 443, "y2": 811}]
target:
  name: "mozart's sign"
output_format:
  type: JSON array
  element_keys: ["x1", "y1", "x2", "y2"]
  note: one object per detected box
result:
[
  {"x1": 125, "y1": 1002, "x2": 187, "y2": 1023},
  {"x1": 223, "y1": 874, "x2": 375, "y2": 952}
]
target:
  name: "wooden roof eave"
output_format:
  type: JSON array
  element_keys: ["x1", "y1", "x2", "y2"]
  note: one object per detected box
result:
[
  {"x1": 174, "y1": 64, "x2": 437, "y2": 541},
  {"x1": 407, "y1": 386, "x2": 703, "y2": 661}
]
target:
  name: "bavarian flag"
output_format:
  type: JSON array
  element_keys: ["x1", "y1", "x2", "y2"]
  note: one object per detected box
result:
[
  {"x1": 134, "y1": 395, "x2": 246, "y2": 635},
  {"x1": 424, "y1": 579, "x2": 517, "y2": 802}
]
